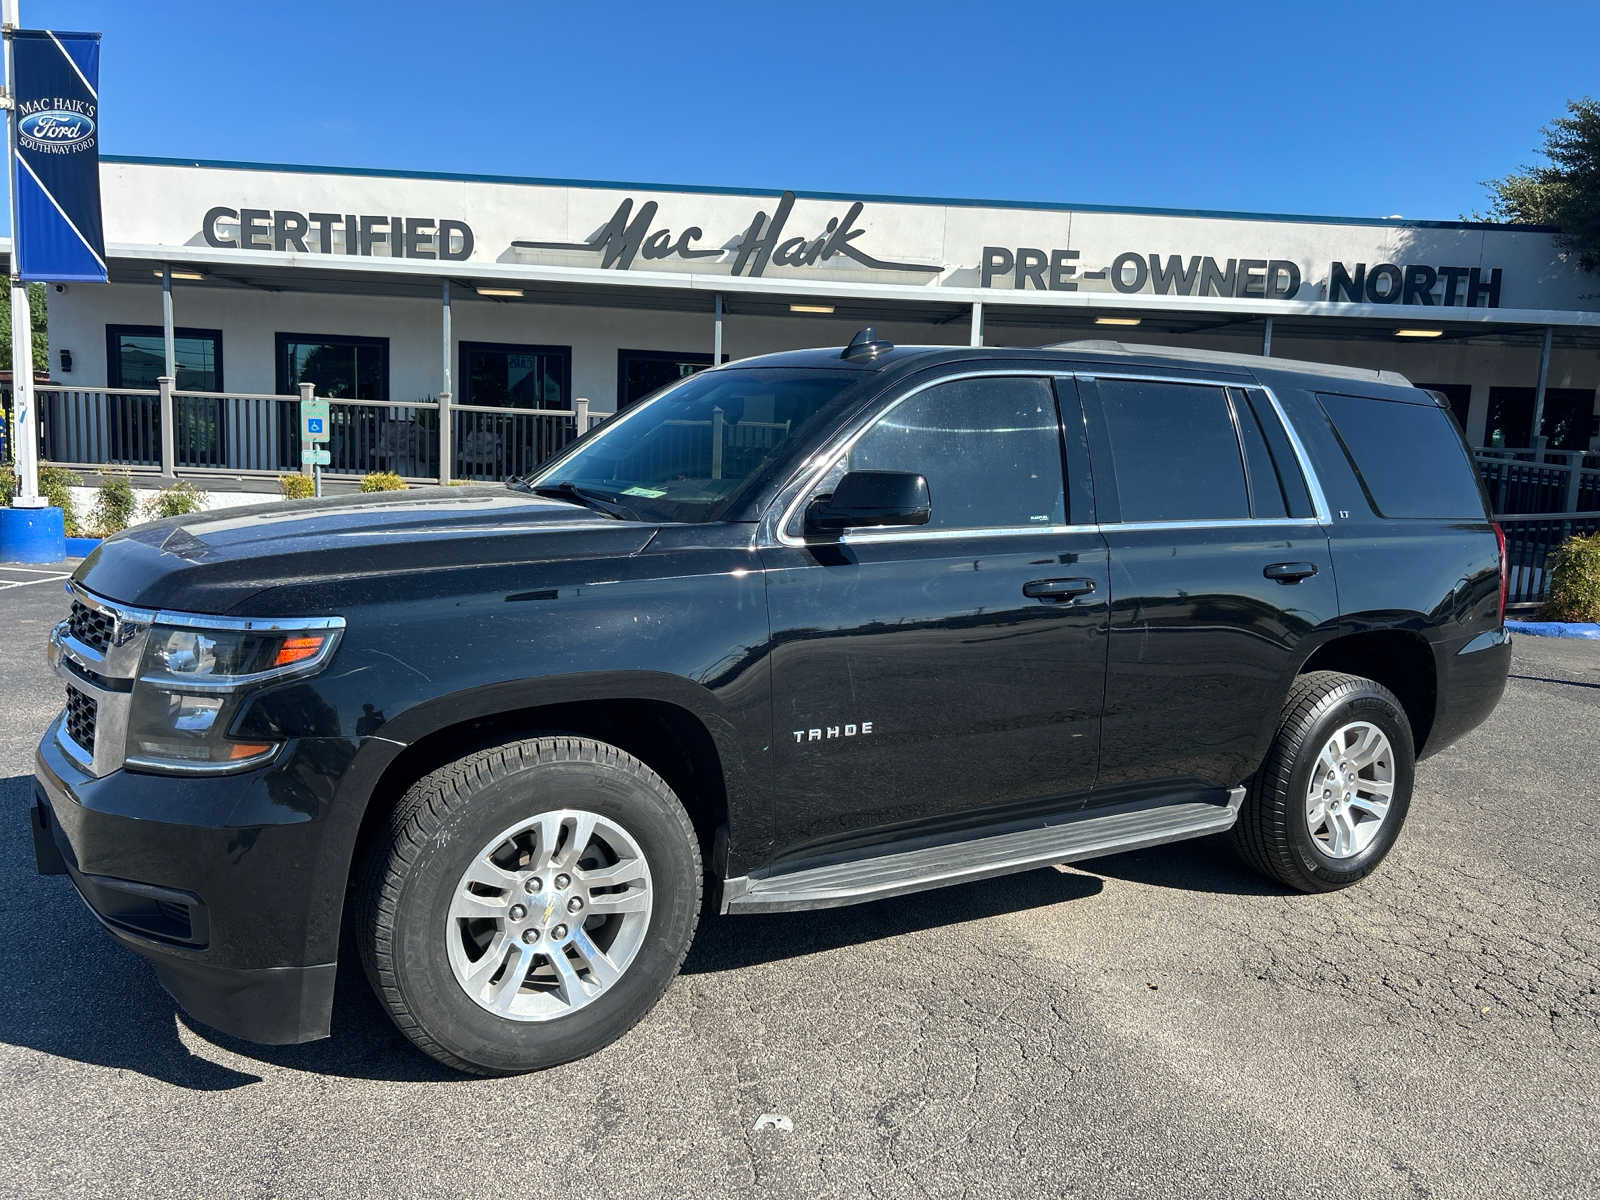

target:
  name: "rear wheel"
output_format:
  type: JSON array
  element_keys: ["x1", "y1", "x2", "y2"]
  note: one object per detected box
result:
[
  {"x1": 1233, "y1": 671, "x2": 1415, "y2": 893},
  {"x1": 356, "y1": 737, "x2": 702, "y2": 1075}
]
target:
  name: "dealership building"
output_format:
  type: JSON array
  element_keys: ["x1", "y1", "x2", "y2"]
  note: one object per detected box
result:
[{"x1": 21, "y1": 154, "x2": 1600, "y2": 492}]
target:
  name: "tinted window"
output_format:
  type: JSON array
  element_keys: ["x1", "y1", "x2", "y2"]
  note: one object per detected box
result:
[
  {"x1": 1096, "y1": 380, "x2": 1248, "y2": 522},
  {"x1": 461, "y1": 342, "x2": 570, "y2": 409},
  {"x1": 1240, "y1": 389, "x2": 1314, "y2": 519},
  {"x1": 276, "y1": 333, "x2": 388, "y2": 401},
  {"x1": 108, "y1": 326, "x2": 221, "y2": 391},
  {"x1": 1318, "y1": 392, "x2": 1486, "y2": 519},
  {"x1": 1231, "y1": 391, "x2": 1288, "y2": 519},
  {"x1": 534, "y1": 367, "x2": 856, "y2": 522},
  {"x1": 843, "y1": 376, "x2": 1064, "y2": 531}
]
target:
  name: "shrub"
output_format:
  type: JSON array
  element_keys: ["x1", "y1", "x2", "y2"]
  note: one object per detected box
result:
[
  {"x1": 1540, "y1": 532, "x2": 1600, "y2": 622},
  {"x1": 0, "y1": 461, "x2": 14, "y2": 507},
  {"x1": 360, "y1": 470, "x2": 407, "y2": 492},
  {"x1": 38, "y1": 462, "x2": 82, "y2": 536},
  {"x1": 279, "y1": 473, "x2": 316, "y2": 499},
  {"x1": 143, "y1": 479, "x2": 206, "y2": 521},
  {"x1": 89, "y1": 470, "x2": 138, "y2": 536}
]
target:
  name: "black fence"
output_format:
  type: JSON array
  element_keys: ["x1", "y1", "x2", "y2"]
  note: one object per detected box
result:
[{"x1": 1499, "y1": 513, "x2": 1600, "y2": 607}]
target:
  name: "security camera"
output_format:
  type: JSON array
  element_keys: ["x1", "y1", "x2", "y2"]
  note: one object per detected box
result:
[{"x1": 53, "y1": 284, "x2": 66, "y2": 294}]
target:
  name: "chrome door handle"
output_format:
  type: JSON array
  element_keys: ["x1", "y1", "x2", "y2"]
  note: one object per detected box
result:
[
  {"x1": 1263, "y1": 562, "x2": 1318, "y2": 583},
  {"x1": 1023, "y1": 577, "x2": 1097, "y2": 601}
]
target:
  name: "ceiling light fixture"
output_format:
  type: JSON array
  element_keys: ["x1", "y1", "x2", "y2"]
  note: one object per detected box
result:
[
  {"x1": 153, "y1": 269, "x2": 205, "y2": 281},
  {"x1": 475, "y1": 286, "x2": 524, "y2": 298},
  {"x1": 1094, "y1": 316, "x2": 1141, "y2": 326},
  {"x1": 1394, "y1": 328, "x2": 1443, "y2": 338},
  {"x1": 789, "y1": 303, "x2": 835, "y2": 314}
]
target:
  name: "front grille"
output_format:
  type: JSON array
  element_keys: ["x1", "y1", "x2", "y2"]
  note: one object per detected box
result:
[
  {"x1": 64, "y1": 687, "x2": 98, "y2": 753},
  {"x1": 67, "y1": 599, "x2": 114, "y2": 653}
]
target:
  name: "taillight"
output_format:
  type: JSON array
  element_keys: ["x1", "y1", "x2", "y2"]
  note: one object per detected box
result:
[{"x1": 1492, "y1": 523, "x2": 1508, "y2": 624}]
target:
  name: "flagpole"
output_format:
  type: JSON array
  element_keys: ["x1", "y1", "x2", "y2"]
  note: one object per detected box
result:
[{"x1": 2, "y1": 0, "x2": 41, "y2": 508}]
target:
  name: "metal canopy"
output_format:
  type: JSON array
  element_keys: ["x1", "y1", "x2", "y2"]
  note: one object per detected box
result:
[{"x1": 89, "y1": 243, "x2": 1600, "y2": 351}]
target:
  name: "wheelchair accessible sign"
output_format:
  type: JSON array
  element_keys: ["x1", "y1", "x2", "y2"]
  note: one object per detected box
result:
[{"x1": 300, "y1": 395, "x2": 331, "y2": 466}]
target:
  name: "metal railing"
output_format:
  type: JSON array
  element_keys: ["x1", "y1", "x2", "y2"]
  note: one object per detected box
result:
[
  {"x1": 1474, "y1": 448, "x2": 1600, "y2": 606},
  {"x1": 1473, "y1": 448, "x2": 1600, "y2": 517},
  {"x1": 1499, "y1": 512, "x2": 1600, "y2": 606},
  {"x1": 31, "y1": 380, "x2": 598, "y2": 484},
  {"x1": 452, "y1": 404, "x2": 590, "y2": 482}
]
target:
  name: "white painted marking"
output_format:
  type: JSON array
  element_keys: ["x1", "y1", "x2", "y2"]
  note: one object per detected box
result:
[{"x1": 0, "y1": 572, "x2": 70, "y2": 590}]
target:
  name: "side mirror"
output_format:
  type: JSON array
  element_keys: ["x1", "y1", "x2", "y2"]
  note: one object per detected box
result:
[{"x1": 805, "y1": 470, "x2": 931, "y2": 534}]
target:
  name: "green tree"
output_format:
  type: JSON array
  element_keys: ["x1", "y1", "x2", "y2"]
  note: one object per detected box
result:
[
  {"x1": 1480, "y1": 97, "x2": 1600, "y2": 272},
  {"x1": 0, "y1": 281, "x2": 49, "y2": 369}
]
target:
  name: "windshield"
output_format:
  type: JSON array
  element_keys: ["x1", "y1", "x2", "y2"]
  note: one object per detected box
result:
[{"x1": 525, "y1": 368, "x2": 859, "y2": 522}]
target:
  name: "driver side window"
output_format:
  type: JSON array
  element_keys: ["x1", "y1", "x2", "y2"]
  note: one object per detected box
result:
[{"x1": 820, "y1": 375, "x2": 1066, "y2": 532}]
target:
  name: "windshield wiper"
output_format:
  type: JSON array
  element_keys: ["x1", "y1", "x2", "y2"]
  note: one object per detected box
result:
[{"x1": 519, "y1": 479, "x2": 642, "y2": 521}]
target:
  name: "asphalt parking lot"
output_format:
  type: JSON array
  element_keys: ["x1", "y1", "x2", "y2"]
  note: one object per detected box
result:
[{"x1": 1, "y1": 569, "x2": 1596, "y2": 1200}]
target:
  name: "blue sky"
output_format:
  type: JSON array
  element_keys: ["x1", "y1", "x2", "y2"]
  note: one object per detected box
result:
[{"x1": 22, "y1": 0, "x2": 1600, "y2": 221}]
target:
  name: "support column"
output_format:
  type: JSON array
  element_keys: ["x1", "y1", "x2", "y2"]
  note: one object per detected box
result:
[
  {"x1": 970, "y1": 302, "x2": 984, "y2": 347},
  {"x1": 1261, "y1": 317, "x2": 1273, "y2": 358},
  {"x1": 1530, "y1": 325, "x2": 1552, "y2": 454},
  {"x1": 157, "y1": 376, "x2": 175, "y2": 478},
  {"x1": 713, "y1": 293, "x2": 724, "y2": 363},
  {"x1": 437, "y1": 280, "x2": 453, "y2": 483},
  {"x1": 4, "y1": 0, "x2": 42, "y2": 506},
  {"x1": 161, "y1": 264, "x2": 176, "y2": 379}
]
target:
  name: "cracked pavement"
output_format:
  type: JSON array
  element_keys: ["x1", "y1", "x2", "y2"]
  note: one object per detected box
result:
[{"x1": 1, "y1": 576, "x2": 1596, "y2": 1199}]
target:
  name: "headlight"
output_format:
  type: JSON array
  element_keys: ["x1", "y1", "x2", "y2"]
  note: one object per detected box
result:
[{"x1": 125, "y1": 618, "x2": 343, "y2": 774}]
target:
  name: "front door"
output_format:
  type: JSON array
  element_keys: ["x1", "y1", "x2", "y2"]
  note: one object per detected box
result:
[{"x1": 759, "y1": 373, "x2": 1109, "y2": 862}]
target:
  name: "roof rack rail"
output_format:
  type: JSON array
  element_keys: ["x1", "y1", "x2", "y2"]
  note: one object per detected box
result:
[{"x1": 1045, "y1": 339, "x2": 1413, "y2": 387}]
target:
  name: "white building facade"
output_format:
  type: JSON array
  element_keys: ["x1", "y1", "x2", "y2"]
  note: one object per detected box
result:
[{"x1": 33, "y1": 155, "x2": 1600, "y2": 490}]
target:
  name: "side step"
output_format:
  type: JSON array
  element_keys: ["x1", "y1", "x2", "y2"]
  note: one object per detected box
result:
[{"x1": 722, "y1": 788, "x2": 1244, "y2": 914}]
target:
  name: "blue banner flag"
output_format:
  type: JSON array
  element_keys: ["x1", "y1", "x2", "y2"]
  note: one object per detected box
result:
[{"x1": 8, "y1": 30, "x2": 105, "y2": 282}]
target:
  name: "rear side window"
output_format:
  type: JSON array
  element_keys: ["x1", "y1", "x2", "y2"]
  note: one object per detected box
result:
[
  {"x1": 1234, "y1": 389, "x2": 1315, "y2": 519},
  {"x1": 1317, "y1": 392, "x2": 1485, "y2": 519},
  {"x1": 1095, "y1": 379, "x2": 1249, "y2": 522}
]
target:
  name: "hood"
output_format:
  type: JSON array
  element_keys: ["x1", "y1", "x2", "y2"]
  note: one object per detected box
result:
[{"x1": 74, "y1": 484, "x2": 660, "y2": 614}]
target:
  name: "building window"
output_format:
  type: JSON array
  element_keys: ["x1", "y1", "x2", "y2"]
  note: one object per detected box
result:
[
  {"x1": 106, "y1": 325, "x2": 224, "y2": 466},
  {"x1": 1485, "y1": 386, "x2": 1596, "y2": 451},
  {"x1": 107, "y1": 324, "x2": 222, "y2": 391},
  {"x1": 275, "y1": 332, "x2": 389, "y2": 401},
  {"x1": 616, "y1": 349, "x2": 721, "y2": 410},
  {"x1": 1414, "y1": 382, "x2": 1471, "y2": 437},
  {"x1": 459, "y1": 342, "x2": 570, "y2": 409}
]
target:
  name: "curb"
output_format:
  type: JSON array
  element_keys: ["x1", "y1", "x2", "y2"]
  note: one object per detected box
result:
[{"x1": 1506, "y1": 619, "x2": 1600, "y2": 640}]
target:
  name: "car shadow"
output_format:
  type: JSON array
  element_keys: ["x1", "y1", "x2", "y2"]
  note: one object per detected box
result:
[
  {"x1": 1079, "y1": 832, "x2": 1290, "y2": 897},
  {"x1": 3, "y1": 772, "x2": 1273, "y2": 1087},
  {"x1": 682, "y1": 865, "x2": 1104, "y2": 975}
]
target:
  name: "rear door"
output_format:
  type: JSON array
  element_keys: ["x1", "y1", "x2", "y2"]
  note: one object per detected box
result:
[
  {"x1": 758, "y1": 371, "x2": 1109, "y2": 859},
  {"x1": 1077, "y1": 371, "x2": 1339, "y2": 798}
]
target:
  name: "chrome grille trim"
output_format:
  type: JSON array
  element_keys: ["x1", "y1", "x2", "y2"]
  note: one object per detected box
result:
[{"x1": 52, "y1": 585, "x2": 156, "y2": 779}]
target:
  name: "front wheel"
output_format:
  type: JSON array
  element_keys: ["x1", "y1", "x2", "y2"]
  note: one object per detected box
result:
[
  {"x1": 1233, "y1": 671, "x2": 1415, "y2": 893},
  {"x1": 356, "y1": 737, "x2": 703, "y2": 1075}
]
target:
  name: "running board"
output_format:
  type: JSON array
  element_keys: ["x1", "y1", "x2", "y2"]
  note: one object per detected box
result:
[{"x1": 722, "y1": 788, "x2": 1245, "y2": 914}]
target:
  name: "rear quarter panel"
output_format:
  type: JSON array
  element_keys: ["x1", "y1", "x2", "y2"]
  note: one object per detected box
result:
[{"x1": 1270, "y1": 380, "x2": 1507, "y2": 755}]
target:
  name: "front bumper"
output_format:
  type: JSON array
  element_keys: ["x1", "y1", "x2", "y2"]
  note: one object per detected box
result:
[{"x1": 31, "y1": 719, "x2": 364, "y2": 1045}]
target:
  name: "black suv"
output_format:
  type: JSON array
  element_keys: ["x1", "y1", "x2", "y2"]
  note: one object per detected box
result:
[{"x1": 31, "y1": 333, "x2": 1510, "y2": 1074}]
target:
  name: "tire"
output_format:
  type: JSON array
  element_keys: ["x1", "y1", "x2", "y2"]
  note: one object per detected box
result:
[
  {"x1": 1232, "y1": 671, "x2": 1415, "y2": 893},
  {"x1": 355, "y1": 736, "x2": 702, "y2": 1075}
]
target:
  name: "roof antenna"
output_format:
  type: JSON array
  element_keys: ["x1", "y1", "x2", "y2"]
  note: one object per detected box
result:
[{"x1": 841, "y1": 327, "x2": 894, "y2": 361}]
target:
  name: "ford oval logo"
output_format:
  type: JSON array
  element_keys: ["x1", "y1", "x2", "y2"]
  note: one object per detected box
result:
[{"x1": 20, "y1": 110, "x2": 94, "y2": 144}]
